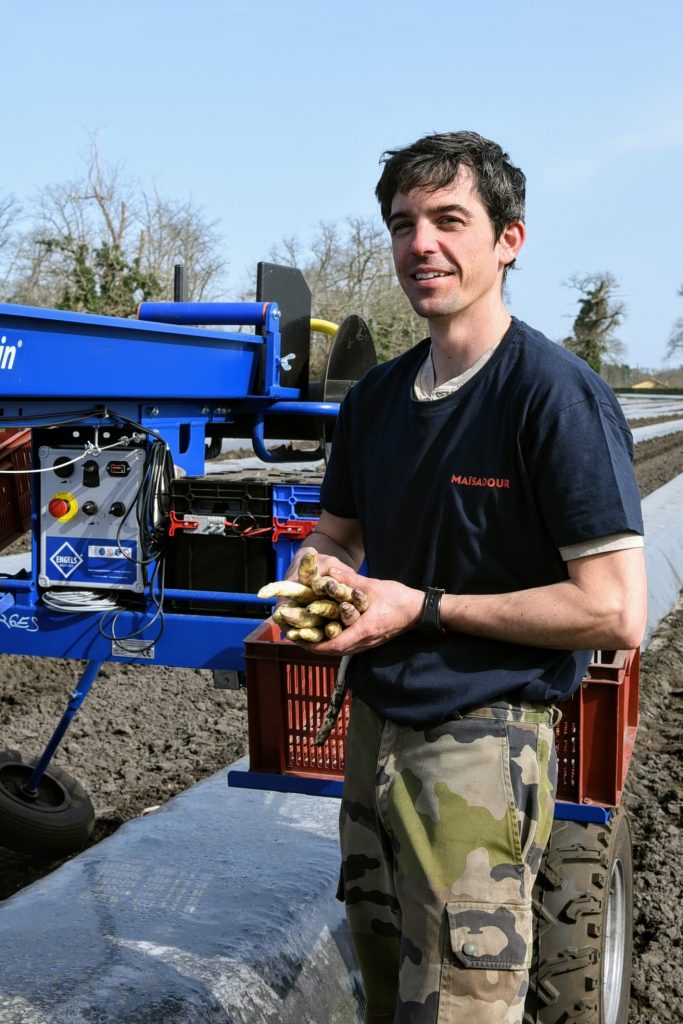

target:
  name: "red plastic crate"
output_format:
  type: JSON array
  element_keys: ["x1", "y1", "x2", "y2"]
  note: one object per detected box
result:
[
  {"x1": 243, "y1": 619, "x2": 350, "y2": 778},
  {"x1": 244, "y1": 624, "x2": 639, "y2": 808},
  {"x1": 554, "y1": 648, "x2": 639, "y2": 807},
  {"x1": 0, "y1": 429, "x2": 32, "y2": 553}
]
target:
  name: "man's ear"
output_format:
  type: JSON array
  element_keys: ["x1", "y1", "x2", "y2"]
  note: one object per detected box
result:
[{"x1": 498, "y1": 220, "x2": 526, "y2": 267}]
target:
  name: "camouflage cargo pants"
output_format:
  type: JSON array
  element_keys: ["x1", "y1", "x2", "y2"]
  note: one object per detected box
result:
[{"x1": 339, "y1": 697, "x2": 558, "y2": 1024}]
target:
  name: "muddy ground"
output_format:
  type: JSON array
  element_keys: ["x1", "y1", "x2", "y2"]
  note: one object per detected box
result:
[{"x1": 1, "y1": 429, "x2": 682, "y2": 1022}]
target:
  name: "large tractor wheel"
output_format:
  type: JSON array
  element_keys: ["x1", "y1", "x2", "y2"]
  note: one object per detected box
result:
[
  {"x1": 525, "y1": 807, "x2": 633, "y2": 1024},
  {"x1": 0, "y1": 749, "x2": 95, "y2": 859}
]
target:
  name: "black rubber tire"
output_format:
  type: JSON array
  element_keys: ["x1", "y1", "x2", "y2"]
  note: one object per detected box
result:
[
  {"x1": 205, "y1": 436, "x2": 222, "y2": 460},
  {"x1": 0, "y1": 748, "x2": 95, "y2": 859},
  {"x1": 524, "y1": 807, "x2": 633, "y2": 1024}
]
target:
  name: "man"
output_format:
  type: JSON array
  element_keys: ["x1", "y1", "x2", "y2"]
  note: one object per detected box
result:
[{"x1": 288, "y1": 132, "x2": 647, "y2": 1024}]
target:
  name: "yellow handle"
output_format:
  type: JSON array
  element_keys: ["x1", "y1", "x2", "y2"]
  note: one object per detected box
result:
[{"x1": 310, "y1": 318, "x2": 338, "y2": 337}]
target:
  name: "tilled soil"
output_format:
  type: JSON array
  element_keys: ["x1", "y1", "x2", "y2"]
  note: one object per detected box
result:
[
  {"x1": 626, "y1": 600, "x2": 683, "y2": 1023},
  {"x1": 633, "y1": 430, "x2": 683, "y2": 498},
  {"x1": 0, "y1": 659, "x2": 248, "y2": 898},
  {"x1": 1, "y1": 428, "x2": 682, "y2": 1022}
]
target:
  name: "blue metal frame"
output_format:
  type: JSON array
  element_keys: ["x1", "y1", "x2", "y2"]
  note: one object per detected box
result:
[
  {"x1": 553, "y1": 801, "x2": 613, "y2": 824},
  {"x1": 227, "y1": 769, "x2": 345, "y2": 800},
  {"x1": 24, "y1": 661, "x2": 104, "y2": 793},
  {"x1": 224, "y1": 774, "x2": 614, "y2": 823},
  {"x1": 137, "y1": 300, "x2": 297, "y2": 399},
  {"x1": 0, "y1": 300, "x2": 336, "y2": 665},
  {"x1": 0, "y1": 599, "x2": 269, "y2": 667},
  {"x1": 226, "y1": 772, "x2": 614, "y2": 822},
  {"x1": 0, "y1": 299, "x2": 335, "y2": 792},
  {"x1": 0, "y1": 302, "x2": 262, "y2": 400}
]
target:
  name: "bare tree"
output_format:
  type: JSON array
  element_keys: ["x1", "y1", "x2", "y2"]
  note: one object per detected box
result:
[
  {"x1": 0, "y1": 194, "x2": 20, "y2": 250},
  {"x1": 138, "y1": 190, "x2": 225, "y2": 301},
  {"x1": 666, "y1": 284, "x2": 683, "y2": 362},
  {"x1": 0, "y1": 194, "x2": 21, "y2": 295},
  {"x1": 562, "y1": 272, "x2": 625, "y2": 374},
  {"x1": 271, "y1": 217, "x2": 424, "y2": 366},
  {"x1": 4, "y1": 145, "x2": 227, "y2": 316},
  {"x1": 667, "y1": 320, "x2": 683, "y2": 361}
]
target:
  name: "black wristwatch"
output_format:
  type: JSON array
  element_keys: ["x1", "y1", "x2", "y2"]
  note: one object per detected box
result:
[{"x1": 419, "y1": 587, "x2": 447, "y2": 634}]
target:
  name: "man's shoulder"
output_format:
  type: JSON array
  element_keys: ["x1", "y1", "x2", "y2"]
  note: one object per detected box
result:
[
  {"x1": 511, "y1": 320, "x2": 585, "y2": 372},
  {"x1": 510, "y1": 319, "x2": 617, "y2": 400}
]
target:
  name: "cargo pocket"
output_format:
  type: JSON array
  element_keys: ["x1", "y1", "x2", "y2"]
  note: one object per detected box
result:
[{"x1": 445, "y1": 900, "x2": 532, "y2": 970}]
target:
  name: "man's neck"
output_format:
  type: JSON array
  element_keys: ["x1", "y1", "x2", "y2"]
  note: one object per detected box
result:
[{"x1": 428, "y1": 306, "x2": 512, "y2": 387}]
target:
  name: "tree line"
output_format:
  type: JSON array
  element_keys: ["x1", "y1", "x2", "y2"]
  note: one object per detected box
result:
[
  {"x1": 1, "y1": 148, "x2": 682, "y2": 377},
  {"x1": 0, "y1": 147, "x2": 226, "y2": 317}
]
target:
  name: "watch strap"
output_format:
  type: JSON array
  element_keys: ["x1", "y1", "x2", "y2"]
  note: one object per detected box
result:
[{"x1": 420, "y1": 587, "x2": 446, "y2": 634}]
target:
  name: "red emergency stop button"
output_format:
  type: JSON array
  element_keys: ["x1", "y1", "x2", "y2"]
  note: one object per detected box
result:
[
  {"x1": 49, "y1": 498, "x2": 71, "y2": 518},
  {"x1": 47, "y1": 492, "x2": 78, "y2": 521}
]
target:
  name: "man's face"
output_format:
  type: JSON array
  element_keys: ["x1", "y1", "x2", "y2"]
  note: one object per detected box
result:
[{"x1": 388, "y1": 168, "x2": 520, "y2": 323}]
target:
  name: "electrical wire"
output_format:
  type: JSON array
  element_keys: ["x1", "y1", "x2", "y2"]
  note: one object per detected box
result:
[
  {"x1": 225, "y1": 512, "x2": 272, "y2": 538},
  {"x1": 0, "y1": 436, "x2": 139, "y2": 475},
  {"x1": 91, "y1": 412, "x2": 174, "y2": 649},
  {"x1": 97, "y1": 559, "x2": 166, "y2": 654},
  {"x1": 104, "y1": 406, "x2": 168, "y2": 447},
  {"x1": 0, "y1": 406, "x2": 106, "y2": 425},
  {"x1": 42, "y1": 590, "x2": 120, "y2": 612},
  {"x1": 112, "y1": 439, "x2": 174, "y2": 566}
]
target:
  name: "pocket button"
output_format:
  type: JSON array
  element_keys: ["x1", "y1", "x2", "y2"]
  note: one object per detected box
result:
[{"x1": 462, "y1": 942, "x2": 477, "y2": 955}]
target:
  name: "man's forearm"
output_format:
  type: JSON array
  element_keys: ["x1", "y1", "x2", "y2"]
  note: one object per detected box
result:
[
  {"x1": 441, "y1": 581, "x2": 641, "y2": 650},
  {"x1": 441, "y1": 545, "x2": 647, "y2": 651},
  {"x1": 308, "y1": 547, "x2": 647, "y2": 656}
]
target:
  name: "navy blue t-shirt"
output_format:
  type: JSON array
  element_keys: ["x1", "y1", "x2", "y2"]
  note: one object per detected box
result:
[{"x1": 320, "y1": 318, "x2": 644, "y2": 725}]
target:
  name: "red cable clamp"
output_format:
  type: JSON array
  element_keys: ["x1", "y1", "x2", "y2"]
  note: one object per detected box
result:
[
  {"x1": 271, "y1": 518, "x2": 317, "y2": 542},
  {"x1": 168, "y1": 511, "x2": 200, "y2": 537}
]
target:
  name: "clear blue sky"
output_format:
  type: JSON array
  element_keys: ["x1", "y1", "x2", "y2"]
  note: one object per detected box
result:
[{"x1": 2, "y1": 0, "x2": 682, "y2": 367}]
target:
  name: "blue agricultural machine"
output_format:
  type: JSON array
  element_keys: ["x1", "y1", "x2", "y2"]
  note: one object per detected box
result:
[{"x1": 0, "y1": 264, "x2": 638, "y2": 1024}]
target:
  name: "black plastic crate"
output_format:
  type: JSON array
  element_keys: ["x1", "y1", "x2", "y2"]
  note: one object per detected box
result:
[
  {"x1": 165, "y1": 477, "x2": 275, "y2": 617},
  {"x1": 170, "y1": 476, "x2": 272, "y2": 524}
]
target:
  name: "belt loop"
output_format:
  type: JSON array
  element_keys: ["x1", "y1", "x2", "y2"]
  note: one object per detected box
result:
[{"x1": 549, "y1": 704, "x2": 563, "y2": 728}]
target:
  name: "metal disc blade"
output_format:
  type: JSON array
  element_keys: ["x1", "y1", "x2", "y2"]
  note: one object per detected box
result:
[{"x1": 320, "y1": 315, "x2": 377, "y2": 403}]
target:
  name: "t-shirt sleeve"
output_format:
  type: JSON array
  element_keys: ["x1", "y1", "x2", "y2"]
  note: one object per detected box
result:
[
  {"x1": 319, "y1": 394, "x2": 358, "y2": 519},
  {"x1": 524, "y1": 395, "x2": 644, "y2": 547},
  {"x1": 559, "y1": 531, "x2": 644, "y2": 562}
]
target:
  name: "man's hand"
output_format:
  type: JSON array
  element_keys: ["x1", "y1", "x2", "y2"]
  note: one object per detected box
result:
[
  {"x1": 282, "y1": 512, "x2": 423, "y2": 654},
  {"x1": 296, "y1": 563, "x2": 424, "y2": 655}
]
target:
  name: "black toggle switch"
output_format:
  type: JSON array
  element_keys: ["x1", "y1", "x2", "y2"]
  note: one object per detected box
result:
[
  {"x1": 82, "y1": 460, "x2": 100, "y2": 488},
  {"x1": 109, "y1": 502, "x2": 126, "y2": 517}
]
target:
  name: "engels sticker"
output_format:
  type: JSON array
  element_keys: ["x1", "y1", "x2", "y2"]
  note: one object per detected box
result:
[{"x1": 0, "y1": 335, "x2": 22, "y2": 370}]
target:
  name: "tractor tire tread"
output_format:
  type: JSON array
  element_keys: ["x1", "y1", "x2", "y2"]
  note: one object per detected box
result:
[{"x1": 524, "y1": 809, "x2": 633, "y2": 1024}]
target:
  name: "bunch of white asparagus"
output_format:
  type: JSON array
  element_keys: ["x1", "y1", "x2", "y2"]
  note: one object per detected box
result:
[{"x1": 257, "y1": 552, "x2": 368, "y2": 643}]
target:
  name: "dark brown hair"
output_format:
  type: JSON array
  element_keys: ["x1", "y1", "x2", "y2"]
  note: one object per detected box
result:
[{"x1": 375, "y1": 131, "x2": 526, "y2": 241}]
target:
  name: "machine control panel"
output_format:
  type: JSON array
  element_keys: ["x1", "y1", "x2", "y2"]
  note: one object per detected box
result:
[{"x1": 38, "y1": 436, "x2": 147, "y2": 593}]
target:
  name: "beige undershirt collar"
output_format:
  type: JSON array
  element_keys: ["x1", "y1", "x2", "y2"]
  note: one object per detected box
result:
[{"x1": 413, "y1": 342, "x2": 500, "y2": 401}]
